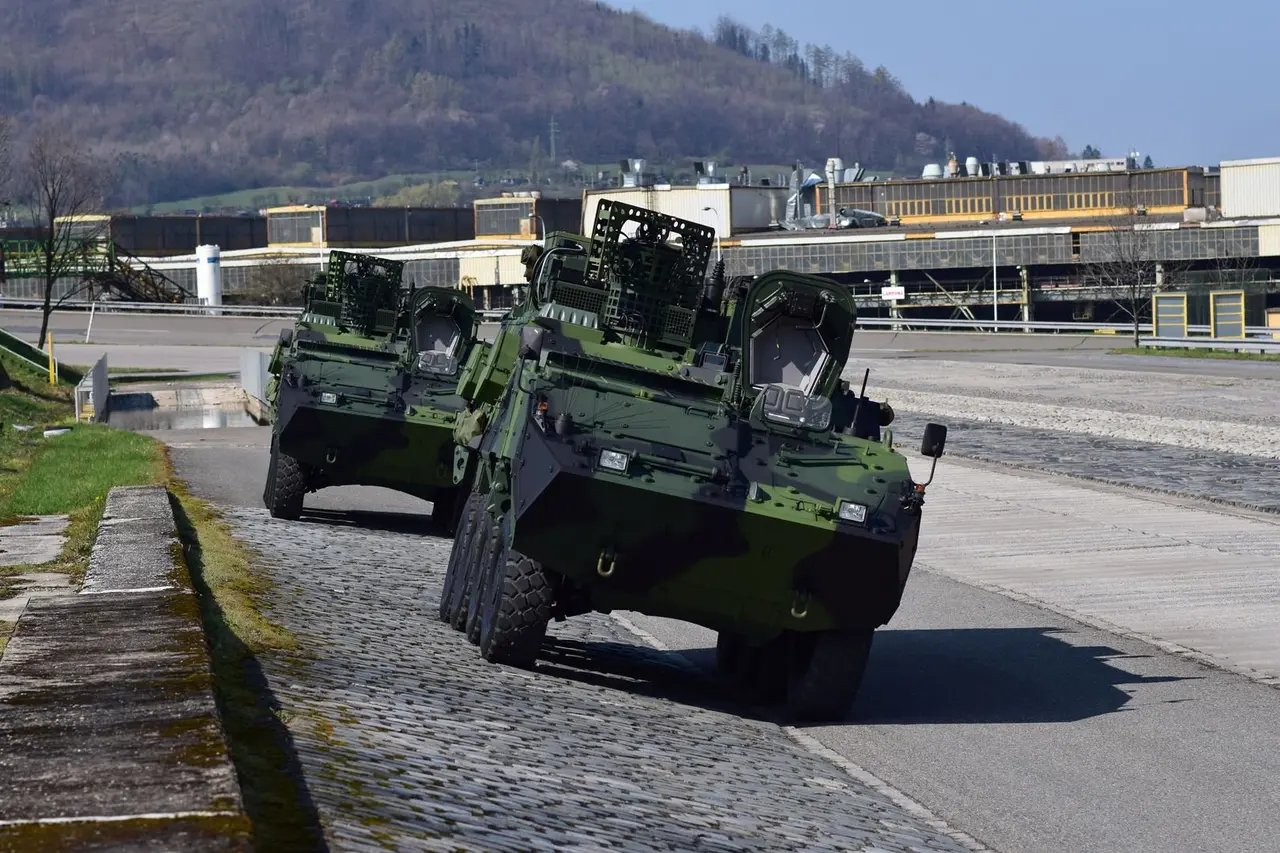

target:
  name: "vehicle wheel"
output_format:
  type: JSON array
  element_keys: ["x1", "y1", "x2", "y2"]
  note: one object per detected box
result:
[
  {"x1": 265, "y1": 442, "x2": 306, "y2": 520},
  {"x1": 439, "y1": 490, "x2": 481, "y2": 625},
  {"x1": 715, "y1": 632, "x2": 743, "y2": 673},
  {"x1": 465, "y1": 511, "x2": 500, "y2": 644},
  {"x1": 786, "y1": 629, "x2": 875, "y2": 722},
  {"x1": 478, "y1": 541, "x2": 553, "y2": 667}
]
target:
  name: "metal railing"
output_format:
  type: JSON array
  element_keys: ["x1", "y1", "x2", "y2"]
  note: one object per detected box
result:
[
  {"x1": 1137, "y1": 336, "x2": 1280, "y2": 354},
  {"x1": 852, "y1": 317, "x2": 1273, "y2": 336},
  {"x1": 0, "y1": 299, "x2": 510, "y2": 321}
]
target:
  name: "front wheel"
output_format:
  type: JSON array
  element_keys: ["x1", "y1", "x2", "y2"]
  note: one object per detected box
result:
[
  {"x1": 786, "y1": 629, "x2": 875, "y2": 722},
  {"x1": 264, "y1": 441, "x2": 306, "y2": 520},
  {"x1": 477, "y1": 542, "x2": 554, "y2": 667}
]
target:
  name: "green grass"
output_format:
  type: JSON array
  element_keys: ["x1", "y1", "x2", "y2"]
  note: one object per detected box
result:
[
  {"x1": 0, "y1": 350, "x2": 167, "y2": 581},
  {"x1": 1, "y1": 425, "x2": 165, "y2": 517},
  {"x1": 170, "y1": 483, "x2": 321, "y2": 849},
  {"x1": 1111, "y1": 346, "x2": 1280, "y2": 362}
]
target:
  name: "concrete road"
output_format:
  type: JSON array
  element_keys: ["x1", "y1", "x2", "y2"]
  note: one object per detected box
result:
[
  {"x1": 0, "y1": 308, "x2": 291, "y2": 348},
  {"x1": 160, "y1": 424, "x2": 1280, "y2": 853}
]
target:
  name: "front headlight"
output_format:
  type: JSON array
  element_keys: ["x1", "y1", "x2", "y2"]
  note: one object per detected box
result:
[
  {"x1": 319, "y1": 391, "x2": 338, "y2": 405},
  {"x1": 597, "y1": 448, "x2": 631, "y2": 473},
  {"x1": 837, "y1": 500, "x2": 868, "y2": 524}
]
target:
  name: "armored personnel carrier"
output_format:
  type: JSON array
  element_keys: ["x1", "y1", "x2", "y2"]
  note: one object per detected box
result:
[
  {"x1": 263, "y1": 250, "x2": 477, "y2": 528},
  {"x1": 438, "y1": 202, "x2": 946, "y2": 719}
]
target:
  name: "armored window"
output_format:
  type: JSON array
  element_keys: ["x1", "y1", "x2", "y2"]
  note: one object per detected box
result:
[
  {"x1": 749, "y1": 314, "x2": 829, "y2": 396},
  {"x1": 414, "y1": 314, "x2": 462, "y2": 376}
]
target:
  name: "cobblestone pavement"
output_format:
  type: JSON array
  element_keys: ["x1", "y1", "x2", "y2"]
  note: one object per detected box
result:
[
  {"x1": 225, "y1": 508, "x2": 973, "y2": 853},
  {"x1": 844, "y1": 358, "x2": 1280, "y2": 460},
  {"x1": 891, "y1": 412, "x2": 1280, "y2": 514}
]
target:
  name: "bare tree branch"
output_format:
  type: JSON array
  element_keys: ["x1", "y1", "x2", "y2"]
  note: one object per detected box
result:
[
  {"x1": 1082, "y1": 193, "x2": 1183, "y2": 346},
  {"x1": 20, "y1": 124, "x2": 110, "y2": 347}
]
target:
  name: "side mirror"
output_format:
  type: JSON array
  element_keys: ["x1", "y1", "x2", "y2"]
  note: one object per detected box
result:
[{"x1": 921, "y1": 422, "x2": 947, "y2": 458}]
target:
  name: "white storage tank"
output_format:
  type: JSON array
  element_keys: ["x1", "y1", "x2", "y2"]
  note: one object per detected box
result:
[
  {"x1": 1220, "y1": 157, "x2": 1280, "y2": 218},
  {"x1": 195, "y1": 244, "x2": 223, "y2": 307}
]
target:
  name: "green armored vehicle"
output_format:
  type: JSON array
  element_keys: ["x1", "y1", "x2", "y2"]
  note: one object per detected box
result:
[
  {"x1": 438, "y1": 202, "x2": 946, "y2": 719},
  {"x1": 262, "y1": 250, "x2": 477, "y2": 528}
]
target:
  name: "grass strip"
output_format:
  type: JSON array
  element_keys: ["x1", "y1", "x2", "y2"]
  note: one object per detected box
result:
[
  {"x1": 1110, "y1": 346, "x2": 1280, "y2": 362},
  {"x1": 169, "y1": 476, "x2": 325, "y2": 851}
]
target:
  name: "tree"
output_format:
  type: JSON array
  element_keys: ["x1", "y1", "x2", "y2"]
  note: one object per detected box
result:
[
  {"x1": 1142, "y1": 154, "x2": 1154, "y2": 169},
  {"x1": 0, "y1": 114, "x2": 12, "y2": 201},
  {"x1": 240, "y1": 258, "x2": 309, "y2": 306},
  {"x1": 1081, "y1": 144, "x2": 1102, "y2": 159},
  {"x1": 21, "y1": 125, "x2": 111, "y2": 349},
  {"x1": 1083, "y1": 199, "x2": 1180, "y2": 346}
]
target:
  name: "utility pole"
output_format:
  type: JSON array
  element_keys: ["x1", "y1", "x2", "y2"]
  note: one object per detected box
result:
[{"x1": 549, "y1": 117, "x2": 558, "y2": 166}]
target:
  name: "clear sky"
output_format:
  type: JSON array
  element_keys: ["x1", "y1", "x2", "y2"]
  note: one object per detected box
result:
[{"x1": 624, "y1": 0, "x2": 1279, "y2": 167}]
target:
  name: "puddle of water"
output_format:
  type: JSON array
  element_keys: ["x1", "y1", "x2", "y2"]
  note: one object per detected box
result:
[{"x1": 108, "y1": 404, "x2": 262, "y2": 431}]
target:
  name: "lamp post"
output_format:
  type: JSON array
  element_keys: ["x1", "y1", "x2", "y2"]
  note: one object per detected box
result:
[
  {"x1": 991, "y1": 229, "x2": 999, "y2": 327},
  {"x1": 701, "y1": 206, "x2": 723, "y2": 263}
]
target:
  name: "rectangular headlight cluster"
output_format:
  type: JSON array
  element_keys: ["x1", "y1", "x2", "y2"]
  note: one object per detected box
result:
[
  {"x1": 319, "y1": 391, "x2": 339, "y2": 405},
  {"x1": 837, "y1": 500, "x2": 868, "y2": 524},
  {"x1": 597, "y1": 448, "x2": 631, "y2": 473}
]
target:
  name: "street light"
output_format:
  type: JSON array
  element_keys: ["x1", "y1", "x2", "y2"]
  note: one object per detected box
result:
[
  {"x1": 992, "y1": 230, "x2": 998, "y2": 324},
  {"x1": 701, "y1": 206, "x2": 723, "y2": 263}
]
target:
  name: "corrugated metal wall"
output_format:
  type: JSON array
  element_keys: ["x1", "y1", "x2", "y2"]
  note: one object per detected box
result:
[{"x1": 1220, "y1": 160, "x2": 1280, "y2": 218}]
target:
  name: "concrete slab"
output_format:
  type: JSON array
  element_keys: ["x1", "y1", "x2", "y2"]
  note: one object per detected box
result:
[
  {"x1": 0, "y1": 516, "x2": 69, "y2": 567},
  {"x1": 911, "y1": 458, "x2": 1280, "y2": 686},
  {"x1": 81, "y1": 488, "x2": 181, "y2": 595},
  {"x1": 0, "y1": 591, "x2": 248, "y2": 844}
]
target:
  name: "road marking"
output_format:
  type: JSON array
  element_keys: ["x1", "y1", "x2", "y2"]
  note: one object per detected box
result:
[
  {"x1": 784, "y1": 727, "x2": 995, "y2": 853},
  {"x1": 80, "y1": 585, "x2": 174, "y2": 595},
  {"x1": 0, "y1": 810, "x2": 240, "y2": 827},
  {"x1": 609, "y1": 612, "x2": 994, "y2": 852}
]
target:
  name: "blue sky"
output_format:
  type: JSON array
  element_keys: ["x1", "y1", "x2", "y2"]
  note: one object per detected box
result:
[{"x1": 625, "y1": 1, "x2": 1279, "y2": 167}]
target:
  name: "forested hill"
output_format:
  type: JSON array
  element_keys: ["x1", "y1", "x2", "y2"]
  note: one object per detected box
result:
[{"x1": 0, "y1": 0, "x2": 1062, "y2": 204}]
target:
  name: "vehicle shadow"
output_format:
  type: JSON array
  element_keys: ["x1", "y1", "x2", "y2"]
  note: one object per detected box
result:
[
  {"x1": 297, "y1": 507, "x2": 439, "y2": 535},
  {"x1": 537, "y1": 626, "x2": 1196, "y2": 726},
  {"x1": 848, "y1": 627, "x2": 1195, "y2": 725}
]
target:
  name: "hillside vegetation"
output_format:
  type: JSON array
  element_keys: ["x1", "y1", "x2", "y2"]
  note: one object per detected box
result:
[{"x1": 0, "y1": 0, "x2": 1060, "y2": 205}]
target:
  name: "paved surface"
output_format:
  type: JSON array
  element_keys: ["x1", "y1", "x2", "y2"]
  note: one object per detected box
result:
[
  {"x1": 222, "y1": 507, "x2": 973, "y2": 853},
  {"x1": 0, "y1": 487, "x2": 249, "y2": 849},
  {"x1": 165, "y1": 421, "x2": 1280, "y2": 853},
  {"x1": 82, "y1": 487, "x2": 181, "y2": 594},
  {"x1": 911, "y1": 460, "x2": 1280, "y2": 685},
  {"x1": 845, "y1": 357, "x2": 1280, "y2": 459},
  {"x1": 0, "y1": 310, "x2": 290, "y2": 349},
  {"x1": 626, "y1": 569, "x2": 1280, "y2": 853},
  {"x1": 891, "y1": 412, "x2": 1280, "y2": 514},
  {"x1": 0, "y1": 515, "x2": 68, "y2": 567}
]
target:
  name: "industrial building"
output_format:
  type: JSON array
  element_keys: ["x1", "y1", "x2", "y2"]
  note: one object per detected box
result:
[{"x1": 3, "y1": 157, "x2": 1278, "y2": 325}]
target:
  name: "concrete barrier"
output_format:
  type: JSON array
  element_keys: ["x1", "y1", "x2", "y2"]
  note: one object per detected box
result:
[{"x1": 0, "y1": 487, "x2": 251, "y2": 849}]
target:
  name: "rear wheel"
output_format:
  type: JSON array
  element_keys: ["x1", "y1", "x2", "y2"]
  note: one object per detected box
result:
[
  {"x1": 786, "y1": 629, "x2": 875, "y2": 722},
  {"x1": 439, "y1": 490, "x2": 481, "y2": 625},
  {"x1": 465, "y1": 511, "x2": 500, "y2": 644},
  {"x1": 264, "y1": 440, "x2": 306, "y2": 520},
  {"x1": 715, "y1": 632, "x2": 743, "y2": 673},
  {"x1": 478, "y1": 539, "x2": 553, "y2": 667}
]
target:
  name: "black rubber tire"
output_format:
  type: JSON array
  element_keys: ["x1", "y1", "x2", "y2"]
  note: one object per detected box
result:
[
  {"x1": 465, "y1": 513, "x2": 500, "y2": 644},
  {"x1": 785, "y1": 629, "x2": 875, "y2": 722},
  {"x1": 265, "y1": 444, "x2": 306, "y2": 520},
  {"x1": 715, "y1": 632, "x2": 743, "y2": 674},
  {"x1": 438, "y1": 491, "x2": 481, "y2": 625},
  {"x1": 478, "y1": 544, "x2": 553, "y2": 667}
]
